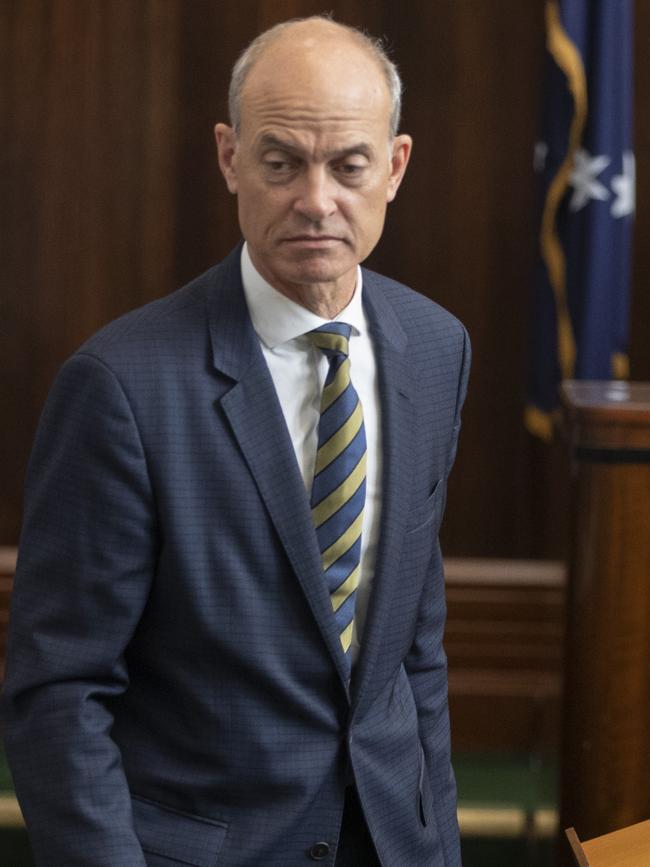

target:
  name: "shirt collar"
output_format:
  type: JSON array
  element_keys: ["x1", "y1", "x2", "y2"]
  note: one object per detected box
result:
[{"x1": 240, "y1": 243, "x2": 364, "y2": 349}]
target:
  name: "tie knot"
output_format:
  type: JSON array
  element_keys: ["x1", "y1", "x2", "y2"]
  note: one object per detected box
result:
[{"x1": 307, "y1": 323, "x2": 352, "y2": 359}]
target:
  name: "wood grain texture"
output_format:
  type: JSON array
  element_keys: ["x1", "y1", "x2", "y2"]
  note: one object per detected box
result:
[
  {"x1": 582, "y1": 820, "x2": 650, "y2": 867},
  {"x1": 445, "y1": 558, "x2": 564, "y2": 753},
  {"x1": 2, "y1": 0, "x2": 181, "y2": 540},
  {"x1": 560, "y1": 391, "x2": 650, "y2": 846}
]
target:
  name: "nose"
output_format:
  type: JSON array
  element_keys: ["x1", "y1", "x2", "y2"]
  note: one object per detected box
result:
[{"x1": 293, "y1": 166, "x2": 337, "y2": 222}]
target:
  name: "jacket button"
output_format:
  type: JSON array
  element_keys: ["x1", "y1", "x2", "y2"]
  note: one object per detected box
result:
[{"x1": 309, "y1": 841, "x2": 330, "y2": 860}]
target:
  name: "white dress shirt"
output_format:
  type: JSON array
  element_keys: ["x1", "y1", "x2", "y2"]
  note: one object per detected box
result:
[{"x1": 240, "y1": 243, "x2": 382, "y2": 663}]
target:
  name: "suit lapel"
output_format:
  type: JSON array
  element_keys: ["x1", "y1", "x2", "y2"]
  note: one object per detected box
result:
[
  {"x1": 206, "y1": 249, "x2": 352, "y2": 690},
  {"x1": 353, "y1": 273, "x2": 417, "y2": 711}
]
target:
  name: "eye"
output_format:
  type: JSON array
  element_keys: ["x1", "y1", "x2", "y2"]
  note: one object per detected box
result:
[
  {"x1": 339, "y1": 163, "x2": 362, "y2": 174},
  {"x1": 266, "y1": 159, "x2": 292, "y2": 172},
  {"x1": 261, "y1": 151, "x2": 298, "y2": 178},
  {"x1": 334, "y1": 160, "x2": 368, "y2": 182}
]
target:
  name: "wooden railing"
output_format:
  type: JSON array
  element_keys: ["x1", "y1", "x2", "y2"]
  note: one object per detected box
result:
[{"x1": 445, "y1": 558, "x2": 565, "y2": 754}]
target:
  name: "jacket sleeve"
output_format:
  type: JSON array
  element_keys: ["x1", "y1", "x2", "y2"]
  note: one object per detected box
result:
[
  {"x1": 403, "y1": 323, "x2": 471, "y2": 867},
  {"x1": 1, "y1": 353, "x2": 156, "y2": 866}
]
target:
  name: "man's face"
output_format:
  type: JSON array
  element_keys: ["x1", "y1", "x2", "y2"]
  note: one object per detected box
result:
[{"x1": 215, "y1": 27, "x2": 411, "y2": 306}]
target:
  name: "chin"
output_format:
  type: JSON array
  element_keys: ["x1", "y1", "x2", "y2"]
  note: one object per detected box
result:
[
  {"x1": 292, "y1": 269, "x2": 346, "y2": 288},
  {"x1": 289, "y1": 255, "x2": 355, "y2": 283}
]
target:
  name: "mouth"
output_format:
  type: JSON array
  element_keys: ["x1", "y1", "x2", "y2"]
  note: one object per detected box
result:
[{"x1": 282, "y1": 235, "x2": 345, "y2": 249}]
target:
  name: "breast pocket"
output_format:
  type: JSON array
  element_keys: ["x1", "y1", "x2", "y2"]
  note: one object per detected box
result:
[
  {"x1": 132, "y1": 795, "x2": 228, "y2": 867},
  {"x1": 406, "y1": 480, "x2": 443, "y2": 536}
]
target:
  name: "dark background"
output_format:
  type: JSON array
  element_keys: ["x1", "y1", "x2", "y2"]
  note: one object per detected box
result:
[{"x1": 3, "y1": 0, "x2": 649, "y2": 558}]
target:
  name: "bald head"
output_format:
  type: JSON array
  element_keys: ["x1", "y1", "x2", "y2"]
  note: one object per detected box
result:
[
  {"x1": 214, "y1": 15, "x2": 412, "y2": 315},
  {"x1": 229, "y1": 16, "x2": 403, "y2": 138}
]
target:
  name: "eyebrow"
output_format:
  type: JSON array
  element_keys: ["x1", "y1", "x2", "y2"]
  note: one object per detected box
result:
[{"x1": 258, "y1": 134, "x2": 373, "y2": 161}]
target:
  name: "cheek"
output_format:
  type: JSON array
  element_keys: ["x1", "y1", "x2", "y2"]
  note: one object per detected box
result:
[
  {"x1": 238, "y1": 187, "x2": 281, "y2": 230},
  {"x1": 355, "y1": 193, "x2": 388, "y2": 232}
]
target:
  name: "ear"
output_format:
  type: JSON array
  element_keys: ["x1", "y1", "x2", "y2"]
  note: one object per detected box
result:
[
  {"x1": 386, "y1": 134, "x2": 413, "y2": 202},
  {"x1": 214, "y1": 123, "x2": 239, "y2": 194}
]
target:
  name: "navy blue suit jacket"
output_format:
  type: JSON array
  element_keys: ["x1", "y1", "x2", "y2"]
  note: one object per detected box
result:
[{"x1": 2, "y1": 246, "x2": 470, "y2": 866}]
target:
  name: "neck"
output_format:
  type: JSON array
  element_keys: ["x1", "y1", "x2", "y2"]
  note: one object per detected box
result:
[{"x1": 281, "y1": 281, "x2": 355, "y2": 319}]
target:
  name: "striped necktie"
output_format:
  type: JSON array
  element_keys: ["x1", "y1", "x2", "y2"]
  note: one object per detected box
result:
[{"x1": 308, "y1": 323, "x2": 367, "y2": 667}]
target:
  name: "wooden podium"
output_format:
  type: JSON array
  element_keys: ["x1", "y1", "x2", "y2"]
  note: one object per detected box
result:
[
  {"x1": 566, "y1": 819, "x2": 650, "y2": 866},
  {"x1": 559, "y1": 382, "x2": 650, "y2": 851}
]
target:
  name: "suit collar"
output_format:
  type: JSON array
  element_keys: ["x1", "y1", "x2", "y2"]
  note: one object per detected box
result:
[
  {"x1": 360, "y1": 268, "x2": 409, "y2": 354},
  {"x1": 206, "y1": 244, "x2": 259, "y2": 382},
  {"x1": 240, "y1": 242, "x2": 366, "y2": 348},
  {"x1": 207, "y1": 247, "x2": 408, "y2": 370}
]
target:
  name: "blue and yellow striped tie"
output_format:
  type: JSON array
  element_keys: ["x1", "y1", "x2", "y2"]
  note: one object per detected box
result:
[{"x1": 308, "y1": 323, "x2": 367, "y2": 666}]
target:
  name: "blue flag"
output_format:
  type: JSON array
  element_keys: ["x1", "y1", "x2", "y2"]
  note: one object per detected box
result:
[{"x1": 526, "y1": 0, "x2": 635, "y2": 440}]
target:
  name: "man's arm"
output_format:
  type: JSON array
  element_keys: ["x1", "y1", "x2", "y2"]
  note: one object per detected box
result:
[{"x1": 2, "y1": 353, "x2": 157, "y2": 866}]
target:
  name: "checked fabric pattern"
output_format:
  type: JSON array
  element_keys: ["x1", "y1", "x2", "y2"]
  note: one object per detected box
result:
[{"x1": 308, "y1": 322, "x2": 367, "y2": 665}]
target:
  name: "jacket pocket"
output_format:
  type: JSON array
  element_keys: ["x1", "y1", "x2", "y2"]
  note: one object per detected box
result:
[
  {"x1": 132, "y1": 795, "x2": 228, "y2": 867},
  {"x1": 406, "y1": 480, "x2": 442, "y2": 535},
  {"x1": 417, "y1": 745, "x2": 428, "y2": 826},
  {"x1": 417, "y1": 744, "x2": 437, "y2": 829}
]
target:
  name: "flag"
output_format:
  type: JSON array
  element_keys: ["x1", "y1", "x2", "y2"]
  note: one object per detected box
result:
[{"x1": 526, "y1": 0, "x2": 635, "y2": 440}]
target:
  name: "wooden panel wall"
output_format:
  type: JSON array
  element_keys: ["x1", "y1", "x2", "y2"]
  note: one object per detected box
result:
[
  {"x1": 3, "y1": 1, "x2": 649, "y2": 558},
  {"x1": 2, "y1": 0, "x2": 182, "y2": 539},
  {"x1": 445, "y1": 558, "x2": 565, "y2": 754}
]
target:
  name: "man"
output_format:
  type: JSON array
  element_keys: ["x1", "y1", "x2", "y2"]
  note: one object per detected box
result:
[{"x1": 2, "y1": 16, "x2": 470, "y2": 867}]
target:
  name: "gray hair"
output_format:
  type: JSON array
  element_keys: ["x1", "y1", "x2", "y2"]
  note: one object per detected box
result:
[{"x1": 228, "y1": 15, "x2": 403, "y2": 138}]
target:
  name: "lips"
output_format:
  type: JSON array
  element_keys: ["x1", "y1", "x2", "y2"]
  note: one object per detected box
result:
[
  {"x1": 280, "y1": 234, "x2": 350, "y2": 250},
  {"x1": 285, "y1": 235, "x2": 340, "y2": 242}
]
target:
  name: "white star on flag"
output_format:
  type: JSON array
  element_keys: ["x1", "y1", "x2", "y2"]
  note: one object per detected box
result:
[
  {"x1": 610, "y1": 151, "x2": 635, "y2": 218},
  {"x1": 569, "y1": 148, "x2": 610, "y2": 211}
]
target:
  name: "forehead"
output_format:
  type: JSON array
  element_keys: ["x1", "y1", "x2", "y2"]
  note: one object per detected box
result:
[{"x1": 239, "y1": 32, "x2": 391, "y2": 141}]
